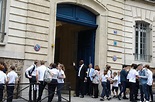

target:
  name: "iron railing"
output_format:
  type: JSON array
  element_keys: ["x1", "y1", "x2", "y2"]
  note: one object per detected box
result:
[
  {"x1": 134, "y1": 53, "x2": 152, "y2": 62},
  {"x1": 0, "y1": 82, "x2": 71, "y2": 102}
]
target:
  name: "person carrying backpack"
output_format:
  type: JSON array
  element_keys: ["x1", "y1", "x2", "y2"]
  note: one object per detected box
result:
[{"x1": 25, "y1": 60, "x2": 39, "y2": 102}]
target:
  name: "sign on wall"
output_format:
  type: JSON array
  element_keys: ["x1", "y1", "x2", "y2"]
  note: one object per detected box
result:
[{"x1": 34, "y1": 44, "x2": 41, "y2": 52}]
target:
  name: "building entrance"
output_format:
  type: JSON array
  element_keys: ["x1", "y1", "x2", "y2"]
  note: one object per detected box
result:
[{"x1": 55, "y1": 4, "x2": 97, "y2": 90}]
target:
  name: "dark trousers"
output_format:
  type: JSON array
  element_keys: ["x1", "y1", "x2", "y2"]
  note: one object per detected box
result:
[
  {"x1": 7, "y1": 85, "x2": 14, "y2": 102},
  {"x1": 119, "y1": 81, "x2": 127, "y2": 97},
  {"x1": 37, "y1": 81, "x2": 47, "y2": 102},
  {"x1": 118, "y1": 84, "x2": 122, "y2": 93},
  {"x1": 48, "y1": 79, "x2": 58, "y2": 102},
  {"x1": 76, "y1": 77, "x2": 84, "y2": 97},
  {"x1": 57, "y1": 83, "x2": 64, "y2": 101},
  {"x1": 140, "y1": 84, "x2": 149, "y2": 101},
  {"x1": 86, "y1": 77, "x2": 93, "y2": 95},
  {"x1": 29, "y1": 76, "x2": 37, "y2": 101},
  {"x1": 135, "y1": 80, "x2": 139, "y2": 100},
  {"x1": 93, "y1": 83, "x2": 98, "y2": 98},
  {"x1": 107, "y1": 80, "x2": 111, "y2": 96},
  {"x1": 129, "y1": 82, "x2": 136, "y2": 101},
  {"x1": 0, "y1": 84, "x2": 4, "y2": 102},
  {"x1": 101, "y1": 82, "x2": 109, "y2": 98},
  {"x1": 148, "y1": 85, "x2": 153, "y2": 101}
]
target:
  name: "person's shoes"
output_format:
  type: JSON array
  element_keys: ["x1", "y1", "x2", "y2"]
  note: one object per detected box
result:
[
  {"x1": 123, "y1": 97, "x2": 128, "y2": 99},
  {"x1": 113, "y1": 95, "x2": 116, "y2": 98},
  {"x1": 100, "y1": 97, "x2": 104, "y2": 101},
  {"x1": 80, "y1": 95, "x2": 84, "y2": 98},
  {"x1": 118, "y1": 96, "x2": 121, "y2": 100},
  {"x1": 107, "y1": 97, "x2": 111, "y2": 100},
  {"x1": 135, "y1": 98, "x2": 140, "y2": 101},
  {"x1": 74, "y1": 95, "x2": 79, "y2": 97}
]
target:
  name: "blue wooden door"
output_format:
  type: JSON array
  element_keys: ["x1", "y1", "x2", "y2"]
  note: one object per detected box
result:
[{"x1": 78, "y1": 30, "x2": 95, "y2": 67}]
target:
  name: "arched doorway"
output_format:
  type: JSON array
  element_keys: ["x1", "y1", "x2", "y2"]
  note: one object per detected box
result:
[{"x1": 55, "y1": 4, "x2": 98, "y2": 89}]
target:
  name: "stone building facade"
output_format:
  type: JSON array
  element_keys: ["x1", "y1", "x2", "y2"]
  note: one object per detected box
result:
[{"x1": 0, "y1": 0, "x2": 155, "y2": 89}]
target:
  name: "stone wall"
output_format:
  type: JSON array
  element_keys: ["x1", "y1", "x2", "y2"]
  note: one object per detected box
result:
[{"x1": 0, "y1": 58, "x2": 24, "y2": 74}]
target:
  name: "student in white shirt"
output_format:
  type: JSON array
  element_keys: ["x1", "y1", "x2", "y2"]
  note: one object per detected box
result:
[
  {"x1": 25, "y1": 60, "x2": 39, "y2": 102},
  {"x1": 111, "y1": 72, "x2": 119, "y2": 98},
  {"x1": 48, "y1": 63, "x2": 59, "y2": 102},
  {"x1": 106, "y1": 65, "x2": 112, "y2": 96},
  {"x1": 145, "y1": 64, "x2": 153, "y2": 102},
  {"x1": 7, "y1": 66, "x2": 18, "y2": 102},
  {"x1": 0, "y1": 64, "x2": 7, "y2": 102},
  {"x1": 36, "y1": 60, "x2": 47, "y2": 102},
  {"x1": 100, "y1": 70, "x2": 111, "y2": 101},
  {"x1": 127, "y1": 64, "x2": 138, "y2": 102},
  {"x1": 57, "y1": 64, "x2": 66, "y2": 102}
]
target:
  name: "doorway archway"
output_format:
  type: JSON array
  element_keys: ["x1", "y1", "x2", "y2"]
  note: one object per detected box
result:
[{"x1": 55, "y1": 4, "x2": 97, "y2": 89}]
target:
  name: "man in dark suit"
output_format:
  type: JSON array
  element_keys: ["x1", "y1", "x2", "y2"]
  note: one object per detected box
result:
[{"x1": 74, "y1": 60, "x2": 87, "y2": 98}]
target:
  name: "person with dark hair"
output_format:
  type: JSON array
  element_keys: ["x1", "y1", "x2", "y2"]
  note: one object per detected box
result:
[
  {"x1": 36, "y1": 60, "x2": 47, "y2": 102},
  {"x1": 137, "y1": 64, "x2": 149, "y2": 102},
  {"x1": 145, "y1": 64, "x2": 153, "y2": 102},
  {"x1": 92, "y1": 65, "x2": 100, "y2": 98},
  {"x1": 106, "y1": 65, "x2": 112, "y2": 96},
  {"x1": 0, "y1": 64, "x2": 7, "y2": 102},
  {"x1": 47, "y1": 63, "x2": 59, "y2": 102},
  {"x1": 127, "y1": 64, "x2": 138, "y2": 102},
  {"x1": 2, "y1": 62, "x2": 7, "y2": 73},
  {"x1": 118, "y1": 65, "x2": 128, "y2": 100},
  {"x1": 7, "y1": 66, "x2": 18, "y2": 102},
  {"x1": 25, "y1": 60, "x2": 39, "y2": 102},
  {"x1": 74, "y1": 60, "x2": 87, "y2": 98}
]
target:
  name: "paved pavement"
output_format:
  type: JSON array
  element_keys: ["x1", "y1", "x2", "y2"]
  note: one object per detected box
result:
[{"x1": 12, "y1": 96, "x2": 130, "y2": 102}]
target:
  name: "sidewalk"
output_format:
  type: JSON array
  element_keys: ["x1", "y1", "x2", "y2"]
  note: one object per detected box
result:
[{"x1": 12, "y1": 96, "x2": 130, "y2": 102}]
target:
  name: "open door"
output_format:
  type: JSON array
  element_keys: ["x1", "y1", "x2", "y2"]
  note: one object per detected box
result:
[{"x1": 78, "y1": 30, "x2": 96, "y2": 67}]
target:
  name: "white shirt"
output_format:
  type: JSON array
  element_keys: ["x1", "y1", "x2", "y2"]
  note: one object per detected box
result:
[
  {"x1": 78, "y1": 64, "x2": 84, "y2": 77},
  {"x1": 0, "y1": 70, "x2": 7, "y2": 84},
  {"x1": 107, "y1": 70, "x2": 112, "y2": 78},
  {"x1": 25, "y1": 64, "x2": 36, "y2": 77},
  {"x1": 50, "y1": 68, "x2": 59, "y2": 80},
  {"x1": 147, "y1": 69, "x2": 153, "y2": 86},
  {"x1": 127, "y1": 68, "x2": 138, "y2": 83},
  {"x1": 57, "y1": 69, "x2": 65, "y2": 83},
  {"x1": 7, "y1": 70, "x2": 18, "y2": 84},
  {"x1": 101, "y1": 74, "x2": 108, "y2": 82},
  {"x1": 112, "y1": 75, "x2": 119, "y2": 87},
  {"x1": 37, "y1": 65, "x2": 47, "y2": 81}
]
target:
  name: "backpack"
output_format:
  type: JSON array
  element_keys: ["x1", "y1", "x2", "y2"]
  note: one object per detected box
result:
[
  {"x1": 25, "y1": 65, "x2": 35, "y2": 79},
  {"x1": 43, "y1": 68, "x2": 53, "y2": 83}
]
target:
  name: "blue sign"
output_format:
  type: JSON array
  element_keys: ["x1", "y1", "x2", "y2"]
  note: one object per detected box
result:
[
  {"x1": 114, "y1": 41, "x2": 117, "y2": 46},
  {"x1": 114, "y1": 30, "x2": 117, "y2": 34},
  {"x1": 34, "y1": 44, "x2": 41, "y2": 52},
  {"x1": 113, "y1": 55, "x2": 117, "y2": 61}
]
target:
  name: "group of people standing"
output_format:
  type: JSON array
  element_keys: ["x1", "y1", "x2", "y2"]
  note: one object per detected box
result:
[
  {"x1": 25, "y1": 60, "x2": 66, "y2": 102},
  {"x1": 74, "y1": 60, "x2": 154, "y2": 102},
  {"x1": 0, "y1": 62, "x2": 18, "y2": 102}
]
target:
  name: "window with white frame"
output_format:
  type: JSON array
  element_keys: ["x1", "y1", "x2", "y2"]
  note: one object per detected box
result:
[
  {"x1": 0, "y1": 0, "x2": 6, "y2": 43},
  {"x1": 135, "y1": 21, "x2": 151, "y2": 62}
]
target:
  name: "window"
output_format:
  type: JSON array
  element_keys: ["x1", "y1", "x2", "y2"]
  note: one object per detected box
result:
[
  {"x1": 0, "y1": 0, "x2": 6, "y2": 43},
  {"x1": 135, "y1": 21, "x2": 151, "y2": 62}
]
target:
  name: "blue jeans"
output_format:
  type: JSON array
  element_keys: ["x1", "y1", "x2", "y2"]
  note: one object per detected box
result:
[
  {"x1": 101, "y1": 82, "x2": 109, "y2": 97},
  {"x1": 140, "y1": 84, "x2": 149, "y2": 101}
]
